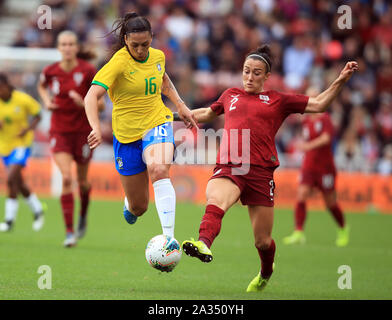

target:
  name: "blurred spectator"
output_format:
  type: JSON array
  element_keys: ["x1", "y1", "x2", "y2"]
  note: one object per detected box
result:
[
  {"x1": 349, "y1": 105, "x2": 374, "y2": 138},
  {"x1": 165, "y1": 6, "x2": 194, "y2": 41},
  {"x1": 335, "y1": 129, "x2": 365, "y2": 172},
  {"x1": 283, "y1": 35, "x2": 314, "y2": 89},
  {"x1": 371, "y1": 7, "x2": 392, "y2": 47},
  {"x1": 361, "y1": 130, "x2": 381, "y2": 172},
  {"x1": 3, "y1": 0, "x2": 391, "y2": 172},
  {"x1": 377, "y1": 144, "x2": 392, "y2": 176},
  {"x1": 374, "y1": 94, "x2": 392, "y2": 146}
]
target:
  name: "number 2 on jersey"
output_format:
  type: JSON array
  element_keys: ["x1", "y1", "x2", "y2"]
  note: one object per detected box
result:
[{"x1": 229, "y1": 95, "x2": 239, "y2": 111}]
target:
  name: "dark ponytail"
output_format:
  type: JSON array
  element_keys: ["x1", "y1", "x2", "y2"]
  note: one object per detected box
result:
[
  {"x1": 246, "y1": 45, "x2": 273, "y2": 72},
  {"x1": 108, "y1": 12, "x2": 152, "y2": 54}
]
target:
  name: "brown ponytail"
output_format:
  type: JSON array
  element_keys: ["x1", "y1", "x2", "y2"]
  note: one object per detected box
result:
[{"x1": 107, "y1": 12, "x2": 152, "y2": 54}]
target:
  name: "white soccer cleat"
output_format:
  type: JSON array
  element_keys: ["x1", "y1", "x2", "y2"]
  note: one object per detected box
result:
[
  {"x1": 32, "y1": 213, "x2": 44, "y2": 231},
  {"x1": 0, "y1": 221, "x2": 12, "y2": 232},
  {"x1": 63, "y1": 233, "x2": 77, "y2": 248}
]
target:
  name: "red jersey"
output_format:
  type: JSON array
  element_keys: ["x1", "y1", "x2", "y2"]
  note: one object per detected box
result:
[
  {"x1": 40, "y1": 59, "x2": 96, "y2": 134},
  {"x1": 301, "y1": 113, "x2": 336, "y2": 173},
  {"x1": 210, "y1": 88, "x2": 309, "y2": 168}
]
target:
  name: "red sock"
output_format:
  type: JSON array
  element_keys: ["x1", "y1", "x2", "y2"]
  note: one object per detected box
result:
[
  {"x1": 295, "y1": 201, "x2": 306, "y2": 231},
  {"x1": 257, "y1": 239, "x2": 276, "y2": 279},
  {"x1": 60, "y1": 193, "x2": 74, "y2": 233},
  {"x1": 198, "y1": 204, "x2": 225, "y2": 249},
  {"x1": 328, "y1": 204, "x2": 345, "y2": 228},
  {"x1": 79, "y1": 186, "x2": 91, "y2": 218}
]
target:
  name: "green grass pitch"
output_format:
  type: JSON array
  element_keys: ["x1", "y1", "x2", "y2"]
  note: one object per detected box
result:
[{"x1": 0, "y1": 196, "x2": 391, "y2": 300}]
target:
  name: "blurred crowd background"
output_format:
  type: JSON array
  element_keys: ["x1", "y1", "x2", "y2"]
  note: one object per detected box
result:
[{"x1": 0, "y1": 0, "x2": 391, "y2": 174}]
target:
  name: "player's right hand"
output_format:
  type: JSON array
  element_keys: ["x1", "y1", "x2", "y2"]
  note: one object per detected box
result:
[
  {"x1": 339, "y1": 61, "x2": 358, "y2": 82},
  {"x1": 87, "y1": 128, "x2": 102, "y2": 150}
]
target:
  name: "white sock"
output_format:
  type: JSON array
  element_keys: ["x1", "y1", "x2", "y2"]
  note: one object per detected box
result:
[
  {"x1": 5, "y1": 198, "x2": 19, "y2": 222},
  {"x1": 152, "y1": 178, "x2": 176, "y2": 238},
  {"x1": 25, "y1": 193, "x2": 43, "y2": 215}
]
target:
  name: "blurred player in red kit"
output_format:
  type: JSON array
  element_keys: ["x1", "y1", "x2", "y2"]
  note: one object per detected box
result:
[
  {"x1": 181, "y1": 45, "x2": 357, "y2": 292},
  {"x1": 37, "y1": 30, "x2": 104, "y2": 247},
  {"x1": 283, "y1": 88, "x2": 349, "y2": 247}
]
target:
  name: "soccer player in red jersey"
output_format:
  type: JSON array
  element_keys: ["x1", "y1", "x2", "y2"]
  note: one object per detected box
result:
[
  {"x1": 37, "y1": 30, "x2": 104, "y2": 247},
  {"x1": 283, "y1": 88, "x2": 349, "y2": 247},
  {"x1": 181, "y1": 45, "x2": 357, "y2": 292}
]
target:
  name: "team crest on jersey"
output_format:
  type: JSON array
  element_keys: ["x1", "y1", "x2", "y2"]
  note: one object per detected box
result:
[
  {"x1": 13, "y1": 106, "x2": 21, "y2": 113},
  {"x1": 73, "y1": 72, "x2": 84, "y2": 86},
  {"x1": 259, "y1": 95, "x2": 270, "y2": 104},
  {"x1": 314, "y1": 121, "x2": 323, "y2": 133},
  {"x1": 116, "y1": 157, "x2": 123, "y2": 169},
  {"x1": 157, "y1": 63, "x2": 162, "y2": 72}
]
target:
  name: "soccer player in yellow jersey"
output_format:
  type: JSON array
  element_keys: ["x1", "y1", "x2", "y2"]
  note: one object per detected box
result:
[
  {"x1": 0, "y1": 73, "x2": 44, "y2": 232},
  {"x1": 85, "y1": 13, "x2": 197, "y2": 241}
]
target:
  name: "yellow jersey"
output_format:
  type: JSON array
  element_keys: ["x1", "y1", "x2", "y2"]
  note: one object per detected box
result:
[
  {"x1": 0, "y1": 90, "x2": 41, "y2": 156},
  {"x1": 92, "y1": 46, "x2": 173, "y2": 143}
]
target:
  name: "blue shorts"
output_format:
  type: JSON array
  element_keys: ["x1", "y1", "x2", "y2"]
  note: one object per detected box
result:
[
  {"x1": 113, "y1": 122, "x2": 175, "y2": 176},
  {"x1": 2, "y1": 147, "x2": 31, "y2": 167}
]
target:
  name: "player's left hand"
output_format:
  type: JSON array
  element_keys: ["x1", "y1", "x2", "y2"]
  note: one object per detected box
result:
[
  {"x1": 69, "y1": 90, "x2": 85, "y2": 107},
  {"x1": 177, "y1": 105, "x2": 198, "y2": 129},
  {"x1": 339, "y1": 61, "x2": 358, "y2": 82},
  {"x1": 87, "y1": 128, "x2": 102, "y2": 150}
]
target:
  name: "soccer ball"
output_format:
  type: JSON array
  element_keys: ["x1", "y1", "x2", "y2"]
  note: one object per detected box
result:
[{"x1": 145, "y1": 235, "x2": 182, "y2": 272}]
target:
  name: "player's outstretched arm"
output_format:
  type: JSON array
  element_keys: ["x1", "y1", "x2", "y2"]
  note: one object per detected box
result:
[
  {"x1": 192, "y1": 107, "x2": 217, "y2": 123},
  {"x1": 305, "y1": 61, "x2": 358, "y2": 113},
  {"x1": 173, "y1": 107, "x2": 217, "y2": 123},
  {"x1": 161, "y1": 73, "x2": 198, "y2": 129},
  {"x1": 84, "y1": 84, "x2": 106, "y2": 149}
]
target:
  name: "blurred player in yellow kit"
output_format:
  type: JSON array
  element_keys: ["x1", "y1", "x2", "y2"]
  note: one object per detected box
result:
[{"x1": 0, "y1": 73, "x2": 44, "y2": 232}]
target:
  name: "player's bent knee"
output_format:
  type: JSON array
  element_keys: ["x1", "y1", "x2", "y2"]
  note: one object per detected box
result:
[
  {"x1": 206, "y1": 197, "x2": 228, "y2": 212},
  {"x1": 255, "y1": 237, "x2": 272, "y2": 251},
  {"x1": 62, "y1": 175, "x2": 73, "y2": 189},
  {"x1": 148, "y1": 164, "x2": 169, "y2": 183},
  {"x1": 297, "y1": 188, "x2": 309, "y2": 201}
]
